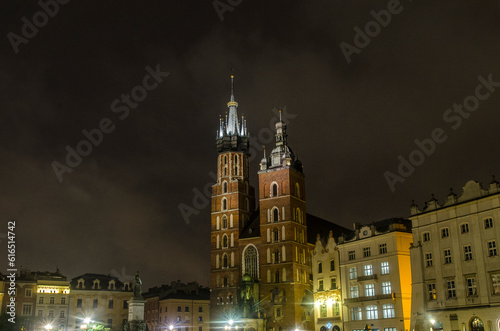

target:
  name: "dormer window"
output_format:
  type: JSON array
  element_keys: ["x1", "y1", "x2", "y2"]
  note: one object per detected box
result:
[
  {"x1": 93, "y1": 280, "x2": 100, "y2": 290},
  {"x1": 108, "y1": 281, "x2": 116, "y2": 290},
  {"x1": 77, "y1": 279, "x2": 84, "y2": 289}
]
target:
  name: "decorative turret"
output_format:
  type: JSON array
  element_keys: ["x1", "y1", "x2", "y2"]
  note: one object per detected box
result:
[
  {"x1": 216, "y1": 75, "x2": 249, "y2": 153},
  {"x1": 259, "y1": 110, "x2": 302, "y2": 172}
]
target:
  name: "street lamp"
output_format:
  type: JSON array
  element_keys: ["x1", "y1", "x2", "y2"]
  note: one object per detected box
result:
[
  {"x1": 44, "y1": 325, "x2": 53, "y2": 330},
  {"x1": 169, "y1": 325, "x2": 174, "y2": 331}
]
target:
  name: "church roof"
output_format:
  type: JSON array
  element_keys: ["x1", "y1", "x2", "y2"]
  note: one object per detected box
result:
[{"x1": 306, "y1": 213, "x2": 351, "y2": 244}]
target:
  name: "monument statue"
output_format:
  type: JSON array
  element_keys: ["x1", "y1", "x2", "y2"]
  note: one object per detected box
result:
[{"x1": 133, "y1": 271, "x2": 142, "y2": 298}]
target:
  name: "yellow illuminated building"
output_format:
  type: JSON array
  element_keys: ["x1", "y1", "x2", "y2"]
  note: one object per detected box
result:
[{"x1": 337, "y1": 219, "x2": 413, "y2": 331}]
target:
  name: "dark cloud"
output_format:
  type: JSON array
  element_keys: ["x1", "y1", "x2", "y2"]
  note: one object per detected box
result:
[{"x1": 1, "y1": 0, "x2": 499, "y2": 288}]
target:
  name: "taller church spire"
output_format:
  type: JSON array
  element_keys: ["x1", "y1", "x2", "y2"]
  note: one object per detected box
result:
[{"x1": 216, "y1": 75, "x2": 249, "y2": 153}]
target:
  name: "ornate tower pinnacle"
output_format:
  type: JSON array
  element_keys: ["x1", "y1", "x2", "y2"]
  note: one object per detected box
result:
[{"x1": 216, "y1": 75, "x2": 249, "y2": 153}]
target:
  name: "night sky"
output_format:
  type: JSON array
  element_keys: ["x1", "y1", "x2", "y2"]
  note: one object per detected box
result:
[{"x1": 1, "y1": 0, "x2": 500, "y2": 289}]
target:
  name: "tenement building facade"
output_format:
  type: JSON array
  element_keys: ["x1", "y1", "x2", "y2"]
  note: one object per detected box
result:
[
  {"x1": 409, "y1": 179, "x2": 500, "y2": 331},
  {"x1": 311, "y1": 231, "x2": 343, "y2": 331},
  {"x1": 209, "y1": 76, "x2": 348, "y2": 331},
  {"x1": 337, "y1": 219, "x2": 413, "y2": 331},
  {"x1": 143, "y1": 280, "x2": 210, "y2": 331}
]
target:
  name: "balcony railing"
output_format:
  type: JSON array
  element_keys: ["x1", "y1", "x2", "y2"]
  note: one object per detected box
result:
[
  {"x1": 343, "y1": 293, "x2": 392, "y2": 303},
  {"x1": 356, "y1": 274, "x2": 378, "y2": 281}
]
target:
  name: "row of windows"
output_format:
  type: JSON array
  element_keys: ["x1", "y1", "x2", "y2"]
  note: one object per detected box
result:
[
  {"x1": 424, "y1": 241, "x2": 498, "y2": 266},
  {"x1": 268, "y1": 182, "x2": 301, "y2": 199},
  {"x1": 351, "y1": 304, "x2": 395, "y2": 320},
  {"x1": 147, "y1": 305, "x2": 204, "y2": 313},
  {"x1": 76, "y1": 298, "x2": 127, "y2": 309},
  {"x1": 221, "y1": 154, "x2": 241, "y2": 177},
  {"x1": 37, "y1": 309, "x2": 66, "y2": 318},
  {"x1": 219, "y1": 197, "x2": 250, "y2": 212},
  {"x1": 350, "y1": 282, "x2": 392, "y2": 298},
  {"x1": 38, "y1": 296, "x2": 66, "y2": 304},
  {"x1": 266, "y1": 206, "x2": 304, "y2": 224},
  {"x1": 427, "y1": 274, "x2": 500, "y2": 300},
  {"x1": 317, "y1": 260, "x2": 336, "y2": 274},
  {"x1": 422, "y1": 217, "x2": 495, "y2": 242},
  {"x1": 216, "y1": 233, "x2": 235, "y2": 249},
  {"x1": 348, "y1": 244, "x2": 388, "y2": 261},
  {"x1": 76, "y1": 279, "x2": 125, "y2": 291},
  {"x1": 349, "y1": 262, "x2": 390, "y2": 279},
  {"x1": 317, "y1": 277, "x2": 337, "y2": 291}
]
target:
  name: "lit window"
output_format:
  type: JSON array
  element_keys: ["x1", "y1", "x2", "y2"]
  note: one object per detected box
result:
[
  {"x1": 22, "y1": 304, "x2": 32, "y2": 316},
  {"x1": 330, "y1": 277, "x2": 337, "y2": 290},
  {"x1": 428, "y1": 283, "x2": 436, "y2": 300},
  {"x1": 441, "y1": 228, "x2": 449, "y2": 238},
  {"x1": 363, "y1": 247, "x2": 371, "y2": 257},
  {"x1": 382, "y1": 282, "x2": 391, "y2": 295},
  {"x1": 484, "y1": 217, "x2": 493, "y2": 229},
  {"x1": 379, "y1": 243, "x2": 387, "y2": 254},
  {"x1": 464, "y1": 245, "x2": 473, "y2": 261},
  {"x1": 364, "y1": 265, "x2": 373, "y2": 276},
  {"x1": 447, "y1": 280, "x2": 456, "y2": 298},
  {"x1": 488, "y1": 241, "x2": 498, "y2": 257},
  {"x1": 492, "y1": 274, "x2": 500, "y2": 294},
  {"x1": 467, "y1": 277, "x2": 477, "y2": 296},
  {"x1": 425, "y1": 253, "x2": 433, "y2": 267},
  {"x1": 366, "y1": 305, "x2": 378, "y2": 320},
  {"x1": 365, "y1": 284, "x2": 375, "y2": 297},
  {"x1": 350, "y1": 286, "x2": 359, "y2": 298},
  {"x1": 318, "y1": 262, "x2": 323, "y2": 274},
  {"x1": 382, "y1": 304, "x2": 395, "y2": 318},
  {"x1": 423, "y1": 232, "x2": 431, "y2": 242},
  {"x1": 348, "y1": 250, "x2": 356, "y2": 261},
  {"x1": 381, "y1": 262, "x2": 389, "y2": 275},
  {"x1": 351, "y1": 307, "x2": 362, "y2": 321},
  {"x1": 349, "y1": 267, "x2": 357, "y2": 280},
  {"x1": 444, "y1": 249, "x2": 452, "y2": 264},
  {"x1": 461, "y1": 223, "x2": 469, "y2": 234}
]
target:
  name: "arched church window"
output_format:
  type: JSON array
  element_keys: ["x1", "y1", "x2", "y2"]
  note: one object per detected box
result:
[
  {"x1": 223, "y1": 254, "x2": 228, "y2": 268},
  {"x1": 223, "y1": 181, "x2": 228, "y2": 193},
  {"x1": 273, "y1": 208, "x2": 279, "y2": 222},
  {"x1": 272, "y1": 183, "x2": 278, "y2": 197},
  {"x1": 222, "y1": 216, "x2": 228, "y2": 229},
  {"x1": 222, "y1": 235, "x2": 228, "y2": 248},
  {"x1": 296, "y1": 208, "x2": 301, "y2": 223},
  {"x1": 275, "y1": 270, "x2": 280, "y2": 283},
  {"x1": 243, "y1": 245, "x2": 258, "y2": 279},
  {"x1": 224, "y1": 155, "x2": 227, "y2": 164},
  {"x1": 274, "y1": 250, "x2": 280, "y2": 264},
  {"x1": 273, "y1": 228, "x2": 279, "y2": 242},
  {"x1": 295, "y1": 183, "x2": 300, "y2": 199},
  {"x1": 222, "y1": 198, "x2": 227, "y2": 211}
]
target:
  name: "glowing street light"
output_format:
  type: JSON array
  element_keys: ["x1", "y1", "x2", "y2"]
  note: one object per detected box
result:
[
  {"x1": 44, "y1": 325, "x2": 53, "y2": 330},
  {"x1": 169, "y1": 325, "x2": 174, "y2": 331}
]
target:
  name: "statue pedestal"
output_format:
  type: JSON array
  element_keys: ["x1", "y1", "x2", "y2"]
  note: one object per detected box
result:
[{"x1": 126, "y1": 297, "x2": 146, "y2": 331}]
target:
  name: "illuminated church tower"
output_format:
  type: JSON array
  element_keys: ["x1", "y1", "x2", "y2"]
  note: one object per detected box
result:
[
  {"x1": 210, "y1": 76, "x2": 311, "y2": 330},
  {"x1": 210, "y1": 76, "x2": 256, "y2": 325}
]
